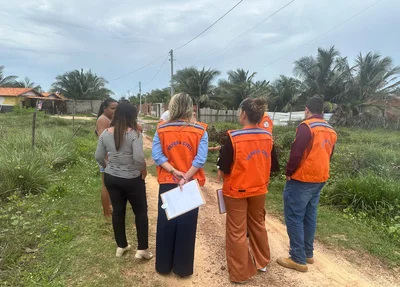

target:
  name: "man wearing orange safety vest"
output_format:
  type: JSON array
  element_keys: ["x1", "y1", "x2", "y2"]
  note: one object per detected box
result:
[{"x1": 277, "y1": 96, "x2": 337, "y2": 273}]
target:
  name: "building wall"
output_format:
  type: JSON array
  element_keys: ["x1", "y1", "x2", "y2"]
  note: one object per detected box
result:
[
  {"x1": 0, "y1": 96, "x2": 18, "y2": 106},
  {"x1": 66, "y1": 100, "x2": 103, "y2": 114}
]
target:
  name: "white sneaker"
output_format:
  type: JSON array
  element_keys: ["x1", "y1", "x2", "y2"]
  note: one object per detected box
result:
[
  {"x1": 135, "y1": 249, "x2": 153, "y2": 260},
  {"x1": 258, "y1": 266, "x2": 268, "y2": 272},
  {"x1": 116, "y1": 245, "x2": 131, "y2": 257}
]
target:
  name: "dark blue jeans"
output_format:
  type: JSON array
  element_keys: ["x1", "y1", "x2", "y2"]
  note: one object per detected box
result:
[{"x1": 283, "y1": 180, "x2": 325, "y2": 264}]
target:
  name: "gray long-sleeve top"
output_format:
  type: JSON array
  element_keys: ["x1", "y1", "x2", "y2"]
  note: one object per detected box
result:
[{"x1": 95, "y1": 129, "x2": 146, "y2": 179}]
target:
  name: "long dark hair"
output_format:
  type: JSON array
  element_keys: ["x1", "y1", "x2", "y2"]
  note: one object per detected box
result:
[
  {"x1": 97, "y1": 98, "x2": 117, "y2": 118},
  {"x1": 110, "y1": 102, "x2": 138, "y2": 151}
]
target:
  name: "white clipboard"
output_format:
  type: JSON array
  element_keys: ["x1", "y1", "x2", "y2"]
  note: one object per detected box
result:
[
  {"x1": 217, "y1": 189, "x2": 226, "y2": 214},
  {"x1": 160, "y1": 180, "x2": 206, "y2": 220}
]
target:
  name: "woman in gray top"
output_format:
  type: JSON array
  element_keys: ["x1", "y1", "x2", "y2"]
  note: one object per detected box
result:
[{"x1": 95, "y1": 102, "x2": 152, "y2": 260}]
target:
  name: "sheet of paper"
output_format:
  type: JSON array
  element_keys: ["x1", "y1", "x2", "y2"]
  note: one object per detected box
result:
[
  {"x1": 160, "y1": 180, "x2": 205, "y2": 220},
  {"x1": 217, "y1": 189, "x2": 226, "y2": 214}
]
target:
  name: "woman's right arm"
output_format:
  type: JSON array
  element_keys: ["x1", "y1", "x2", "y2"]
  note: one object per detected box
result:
[{"x1": 217, "y1": 136, "x2": 233, "y2": 175}]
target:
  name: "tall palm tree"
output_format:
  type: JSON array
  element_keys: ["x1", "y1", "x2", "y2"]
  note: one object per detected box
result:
[
  {"x1": 13, "y1": 77, "x2": 42, "y2": 91},
  {"x1": 294, "y1": 46, "x2": 347, "y2": 103},
  {"x1": 174, "y1": 67, "x2": 221, "y2": 106},
  {"x1": 335, "y1": 52, "x2": 400, "y2": 116},
  {"x1": 269, "y1": 75, "x2": 302, "y2": 112},
  {"x1": 216, "y1": 69, "x2": 257, "y2": 108},
  {"x1": 51, "y1": 69, "x2": 113, "y2": 100},
  {"x1": 0, "y1": 66, "x2": 17, "y2": 87}
]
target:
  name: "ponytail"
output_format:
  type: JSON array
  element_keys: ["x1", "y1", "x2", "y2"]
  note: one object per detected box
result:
[
  {"x1": 97, "y1": 97, "x2": 117, "y2": 118},
  {"x1": 239, "y1": 97, "x2": 267, "y2": 124}
]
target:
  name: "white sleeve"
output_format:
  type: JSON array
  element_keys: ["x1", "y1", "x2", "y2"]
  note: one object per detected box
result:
[{"x1": 160, "y1": 111, "x2": 169, "y2": 121}]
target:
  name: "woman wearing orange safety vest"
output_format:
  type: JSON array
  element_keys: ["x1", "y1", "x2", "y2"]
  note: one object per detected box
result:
[
  {"x1": 277, "y1": 96, "x2": 337, "y2": 272},
  {"x1": 258, "y1": 111, "x2": 273, "y2": 134},
  {"x1": 152, "y1": 93, "x2": 208, "y2": 277},
  {"x1": 217, "y1": 98, "x2": 279, "y2": 283}
]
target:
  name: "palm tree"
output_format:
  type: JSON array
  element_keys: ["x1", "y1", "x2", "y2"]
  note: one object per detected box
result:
[
  {"x1": 294, "y1": 46, "x2": 348, "y2": 104},
  {"x1": 0, "y1": 66, "x2": 17, "y2": 87},
  {"x1": 174, "y1": 67, "x2": 221, "y2": 107},
  {"x1": 51, "y1": 69, "x2": 113, "y2": 100},
  {"x1": 13, "y1": 77, "x2": 42, "y2": 91},
  {"x1": 335, "y1": 52, "x2": 400, "y2": 116},
  {"x1": 216, "y1": 69, "x2": 257, "y2": 108},
  {"x1": 269, "y1": 75, "x2": 302, "y2": 112},
  {"x1": 250, "y1": 80, "x2": 271, "y2": 98}
]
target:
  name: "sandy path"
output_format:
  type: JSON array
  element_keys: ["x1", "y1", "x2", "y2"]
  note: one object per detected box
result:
[{"x1": 122, "y1": 136, "x2": 399, "y2": 287}]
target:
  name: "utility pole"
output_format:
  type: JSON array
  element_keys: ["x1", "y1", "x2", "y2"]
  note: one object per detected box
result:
[
  {"x1": 139, "y1": 81, "x2": 142, "y2": 114},
  {"x1": 170, "y1": 49, "x2": 174, "y2": 96}
]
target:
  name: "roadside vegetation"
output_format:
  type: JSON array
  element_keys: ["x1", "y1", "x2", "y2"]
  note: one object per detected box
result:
[{"x1": 1, "y1": 113, "x2": 399, "y2": 286}]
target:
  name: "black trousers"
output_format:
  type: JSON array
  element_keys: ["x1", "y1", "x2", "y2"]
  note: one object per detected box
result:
[
  {"x1": 155, "y1": 184, "x2": 199, "y2": 277},
  {"x1": 104, "y1": 173, "x2": 149, "y2": 250}
]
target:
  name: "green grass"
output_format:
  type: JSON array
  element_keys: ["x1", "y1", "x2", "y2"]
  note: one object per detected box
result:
[
  {"x1": 2, "y1": 115, "x2": 400, "y2": 286},
  {"x1": 262, "y1": 126, "x2": 400, "y2": 267},
  {"x1": 205, "y1": 125, "x2": 400, "y2": 267},
  {"x1": 0, "y1": 113, "x2": 161, "y2": 286},
  {"x1": 141, "y1": 115, "x2": 158, "y2": 121}
]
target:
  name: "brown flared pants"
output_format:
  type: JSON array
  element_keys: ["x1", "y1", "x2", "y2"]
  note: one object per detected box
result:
[{"x1": 224, "y1": 194, "x2": 271, "y2": 282}]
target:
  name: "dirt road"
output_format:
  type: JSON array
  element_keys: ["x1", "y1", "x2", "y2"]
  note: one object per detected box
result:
[{"x1": 123, "y1": 136, "x2": 399, "y2": 287}]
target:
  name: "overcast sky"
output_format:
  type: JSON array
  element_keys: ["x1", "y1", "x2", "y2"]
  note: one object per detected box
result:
[{"x1": 1, "y1": 0, "x2": 399, "y2": 98}]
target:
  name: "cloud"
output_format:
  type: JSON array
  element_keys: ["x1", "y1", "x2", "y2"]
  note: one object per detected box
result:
[{"x1": 0, "y1": 0, "x2": 398, "y2": 96}]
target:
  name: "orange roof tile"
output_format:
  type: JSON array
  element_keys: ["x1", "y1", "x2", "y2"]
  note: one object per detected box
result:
[
  {"x1": 41, "y1": 92, "x2": 50, "y2": 97},
  {"x1": 0, "y1": 87, "x2": 34, "y2": 97}
]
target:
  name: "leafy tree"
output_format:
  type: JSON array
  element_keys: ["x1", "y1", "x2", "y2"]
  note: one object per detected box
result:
[
  {"x1": 51, "y1": 69, "x2": 113, "y2": 100},
  {"x1": 0, "y1": 66, "x2": 17, "y2": 87}
]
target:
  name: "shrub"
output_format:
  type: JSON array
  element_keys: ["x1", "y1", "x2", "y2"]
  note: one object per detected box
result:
[
  {"x1": 323, "y1": 174, "x2": 400, "y2": 220},
  {"x1": 11, "y1": 106, "x2": 35, "y2": 116},
  {"x1": 0, "y1": 149, "x2": 51, "y2": 198},
  {"x1": 0, "y1": 128, "x2": 75, "y2": 199}
]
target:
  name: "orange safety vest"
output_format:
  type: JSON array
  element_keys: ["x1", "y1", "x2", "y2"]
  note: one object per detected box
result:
[
  {"x1": 223, "y1": 127, "x2": 273, "y2": 198},
  {"x1": 258, "y1": 112, "x2": 273, "y2": 134},
  {"x1": 291, "y1": 118, "x2": 337, "y2": 183},
  {"x1": 156, "y1": 120, "x2": 208, "y2": 186}
]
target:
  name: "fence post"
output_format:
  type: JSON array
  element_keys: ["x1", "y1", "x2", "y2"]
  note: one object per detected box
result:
[
  {"x1": 32, "y1": 101, "x2": 38, "y2": 148},
  {"x1": 72, "y1": 100, "x2": 76, "y2": 134}
]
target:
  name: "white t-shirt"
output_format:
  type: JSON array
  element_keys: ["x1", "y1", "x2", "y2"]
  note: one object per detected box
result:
[{"x1": 160, "y1": 110, "x2": 170, "y2": 121}]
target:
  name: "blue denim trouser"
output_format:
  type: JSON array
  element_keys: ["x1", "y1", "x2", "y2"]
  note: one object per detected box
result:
[{"x1": 283, "y1": 180, "x2": 325, "y2": 264}]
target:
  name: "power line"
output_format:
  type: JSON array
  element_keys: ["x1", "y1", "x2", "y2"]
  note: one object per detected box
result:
[
  {"x1": 249, "y1": 0, "x2": 385, "y2": 98},
  {"x1": 109, "y1": 52, "x2": 169, "y2": 82},
  {"x1": 194, "y1": 0, "x2": 296, "y2": 66},
  {"x1": 174, "y1": 0, "x2": 245, "y2": 51},
  {"x1": 109, "y1": 1, "x2": 244, "y2": 83},
  {"x1": 143, "y1": 54, "x2": 170, "y2": 86},
  {"x1": 175, "y1": 58, "x2": 185, "y2": 69},
  {"x1": 262, "y1": 0, "x2": 385, "y2": 69}
]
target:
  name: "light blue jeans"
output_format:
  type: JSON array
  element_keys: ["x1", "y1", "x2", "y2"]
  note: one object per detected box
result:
[{"x1": 283, "y1": 180, "x2": 325, "y2": 264}]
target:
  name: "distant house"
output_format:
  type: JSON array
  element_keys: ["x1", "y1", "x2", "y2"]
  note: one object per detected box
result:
[
  {"x1": 0, "y1": 88, "x2": 67, "y2": 113},
  {"x1": 0, "y1": 88, "x2": 44, "y2": 112}
]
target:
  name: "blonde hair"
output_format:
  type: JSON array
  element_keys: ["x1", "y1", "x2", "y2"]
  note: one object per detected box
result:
[{"x1": 168, "y1": 93, "x2": 193, "y2": 121}]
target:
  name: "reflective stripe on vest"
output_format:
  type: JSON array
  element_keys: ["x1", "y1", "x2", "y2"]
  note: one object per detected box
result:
[
  {"x1": 156, "y1": 121, "x2": 207, "y2": 186},
  {"x1": 291, "y1": 118, "x2": 337, "y2": 183},
  {"x1": 257, "y1": 112, "x2": 273, "y2": 134},
  {"x1": 223, "y1": 127, "x2": 273, "y2": 198}
]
